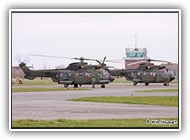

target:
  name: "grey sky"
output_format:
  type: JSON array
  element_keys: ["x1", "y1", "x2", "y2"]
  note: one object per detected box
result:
[{"x1": 12, "y1": 11, "x2": 179, "y2": 69}]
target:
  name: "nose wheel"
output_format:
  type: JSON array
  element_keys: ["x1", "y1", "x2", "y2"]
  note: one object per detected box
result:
[
  {"x1": 101, "y1": 84, "x2": 105, "y2": 88},
  {"x1": 64, "y1": 84, "x2": 68, "y2": 88},
  {"x1": 163, "y1": 82, "x2": 169, "y2": 86}
]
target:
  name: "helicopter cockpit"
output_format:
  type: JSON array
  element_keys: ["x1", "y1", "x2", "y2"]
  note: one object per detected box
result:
[
  {"x1": 159, "y1": 69, "x2": 169, "y2": 76},
  {"x1": 97, "y1": 69, "x2": 114, "y2": 81}
]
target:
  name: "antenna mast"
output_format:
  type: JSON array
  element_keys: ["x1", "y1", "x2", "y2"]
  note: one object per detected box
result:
[{"x1": 134, "y1": 35, "x2": 137, "y2": 48}]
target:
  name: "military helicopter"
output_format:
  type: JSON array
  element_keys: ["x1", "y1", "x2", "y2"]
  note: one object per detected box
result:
[
  {"x1": 109, "y1": 59, "x2": 175, "y2": 86},
  {"x1": 23, "y1": 54, "x2": 175, "y2": 87},
  {"x1": 18, "y1": 56, "x2": 115, "y2": 88}
]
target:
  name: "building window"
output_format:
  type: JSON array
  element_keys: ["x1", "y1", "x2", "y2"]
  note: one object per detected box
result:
[{"x1": 126, "y1": 52, "x2": 145, "y2": 58}]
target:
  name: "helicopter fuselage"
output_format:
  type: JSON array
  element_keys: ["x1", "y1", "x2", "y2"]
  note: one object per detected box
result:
[
  {"x1": 124, "y1": 68, "x2": 175, "y2": 86},
  {"x1": 19, "y1": 62, "x2": 114, "y2": 88}
]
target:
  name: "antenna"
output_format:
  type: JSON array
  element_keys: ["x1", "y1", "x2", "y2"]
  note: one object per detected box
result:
[{"x1": 134, "y1": 35, "x2": 137, "y2": 48}]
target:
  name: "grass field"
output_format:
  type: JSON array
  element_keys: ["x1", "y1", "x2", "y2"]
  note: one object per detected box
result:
[
  {"x1": 69, "y1": 96, "x2": 178, "y2": 107},
  {"x1": 12, "y1": 118, "x2": 178, "y2": 128},
  {"x1": 12, "y1": 78, "x2": 56, "y2": 86},
  {"x1": 135, "y1": 89, "x2": 178, "y2": 92},
  {"x1": 12, "y1": 87, "x2": 89, "y2": 92},
  {"x1": 112, "y1": 77, "x2": 131, "y2": 83}
]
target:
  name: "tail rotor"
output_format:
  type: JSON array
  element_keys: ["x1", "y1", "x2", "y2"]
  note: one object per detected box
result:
[{"x1": 15, "y1": 55, "x2": 30, "y2": 64}]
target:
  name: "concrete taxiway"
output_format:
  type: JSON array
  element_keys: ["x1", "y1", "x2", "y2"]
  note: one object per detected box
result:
[{"x1": 12, "y1": 83, "x2": 178, "y2": 120}]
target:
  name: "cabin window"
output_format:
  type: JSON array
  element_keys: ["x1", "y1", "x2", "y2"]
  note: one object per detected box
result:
[
  {"x1": 76, "y1": 72, "x2": 79, "y2": 76},
  {"x1": 85, "y1": 73, "x2": 91, "y2": 77},
  {"x1": 68, "y1": 73, "x2": 71, "y2": 78},
  {"x1": 89, "y1": 73, "x2": 92, "y2": 77},
  {"x1": 97, "y1": 71, "x2": 103, "y2": 78},
  {"x1": 60, "y1": 73, "x2": 63, "y2": 77}
]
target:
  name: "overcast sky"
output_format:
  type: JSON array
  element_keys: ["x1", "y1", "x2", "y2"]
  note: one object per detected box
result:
[{"x1": 11, "y1": 11, "x2": 179, "y2": 69}]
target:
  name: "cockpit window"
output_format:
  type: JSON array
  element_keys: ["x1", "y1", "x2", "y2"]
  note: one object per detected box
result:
[
  {"x1": 160, "y1": 70, "x2": 167, "y2": 76},
  {"x1": 168, "y1": 70, "x2": 174, "y2": 75}
]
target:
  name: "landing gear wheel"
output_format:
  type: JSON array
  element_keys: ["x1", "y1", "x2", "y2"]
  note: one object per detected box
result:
[
  {"x1": 133, "y1": 82, "x2": 137, "y2": 86},
  {"x1": 101, "y1": 84, "x2": 105, "y2": 88},
  {"x1": 145, "y1": 83, "x2": 149, "y2": 86},
  {"x1": 163, "y1": 82, "x2": 169, "y2": 86},
  {"x1": 64, "y1": 84, "x2": 68, "y2": 88},
  {"x1": 73, "y1": 84, "x2": 78, "y2": 88}
]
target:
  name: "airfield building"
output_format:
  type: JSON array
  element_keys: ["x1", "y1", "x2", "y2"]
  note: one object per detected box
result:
[
  {"x1": 12, "y1": 66, "x2": 25, "y2": 79},
  {"x1": 124, "y1": 48, "x2": 148, "y2": 69}
]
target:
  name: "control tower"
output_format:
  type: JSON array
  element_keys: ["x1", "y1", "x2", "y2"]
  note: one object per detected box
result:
[{"x1": 124, "y1": 48, "x2": 148, "y2": 69}]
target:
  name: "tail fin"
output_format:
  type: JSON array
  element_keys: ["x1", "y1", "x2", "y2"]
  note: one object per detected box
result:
[
  {"x1": 19, "y1": 62, "x2": 31, "y2": 74},
  {"x1": 19, "y1": 62, "x2": 35, "y2": 80}
]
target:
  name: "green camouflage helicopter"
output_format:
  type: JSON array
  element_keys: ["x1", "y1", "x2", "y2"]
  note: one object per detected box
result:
[
  {"x1": 19, "y1": 56, "x2": 115, "y2": 88},
  {"x1": 109, "y1": 59, "x2": 175, "y2": 86},
  {"x1": 25, "y1": 54, "x2": 175, "y2": 87}
]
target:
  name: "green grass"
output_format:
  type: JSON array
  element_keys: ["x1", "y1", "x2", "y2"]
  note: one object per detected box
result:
[
  {"x1": 135, "y1": 89, "x2": 178, "y2": 92},
  {"x1": 170, "y1": 79, "x2": 178, "y2": 84},
  {"x1": 69, "y1": 96, "x2": 178, "y2": 107},
  {"x1": 12, "y1": 118, "x2": 178, "y2": 128},
  {"x1": 112, "y1": 77, "x2": 131, "y2": 83},
  {"x1": 12, "y1": 78, "x2": 57, "y2": 86},
  {"x1": 12, "y1": 87, "x2": 89, "y2": 92}
]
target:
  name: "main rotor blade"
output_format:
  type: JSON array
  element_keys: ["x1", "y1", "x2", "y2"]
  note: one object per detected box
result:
[
  {"x1": 148, "y1": 59, "x2": 171, "y2": 63},
  {"x1": 126, "y1": 60, "x2": 147, "y2": 67},
  {"x1": 102, "y1": 56, "x2": 106, "y2": 64},
  {"x1": 96, "y1": 60, "x2": 102, "y2": 65},
  {"x1": 74, "y1": 57, "x2": 98, "y2": 62},
  {"x1": 29, "y1": 54, "x2": 73, "y2": 59},
  {"x1": 104, "y1": 60, "x2": 124, "y2": 63}
]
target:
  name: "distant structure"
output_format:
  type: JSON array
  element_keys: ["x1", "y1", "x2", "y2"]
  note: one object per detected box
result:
[
  {"x1": 12, "y1": 66, "x2": 25, "y2": 79},
  {"x1": 124, "y1": 48, "x2": 148, "y2": 69},
  {"x1": 123, "y1": 47, "x2": 178, "y2": 79},
  {"x1": 12, "y1": 65, "x2": 33, "y2": 79}
]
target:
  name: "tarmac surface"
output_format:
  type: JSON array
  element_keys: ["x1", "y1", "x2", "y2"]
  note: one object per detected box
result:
[{"x1": 12, "y1": 83, "x2": 179, "y2": 120}]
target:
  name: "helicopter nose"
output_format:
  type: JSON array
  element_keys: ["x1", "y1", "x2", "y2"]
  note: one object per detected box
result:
[
  {"x1": 109, "y1": 76, "x2": 115, "y2": 82},
  {"x1": 170, "y1": 75, "x2": 175, "y2": 82}
]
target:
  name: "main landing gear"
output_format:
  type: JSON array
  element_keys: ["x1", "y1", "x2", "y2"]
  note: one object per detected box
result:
[
  {"x1": 100, "y1": 84, "x2": 105, "y2": 88},
  {"x1": 133, "y1": 82, "x2": 137, "y2": 86},
  {"x1": 133, "y1": 82, "x2": 149, "y2": 86},
  {"x1": 145, "y1": 83, "x2": 149, "y2": 86},
  {"x1": 64, "y1": 84, "x2": 68, "y2": 88},
  {"x1": 73, "y1": 84, "x2": 78, "y2": 88},
  {"x1": 64, "y1": 84, "x2": 79, "y2": 88}
]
